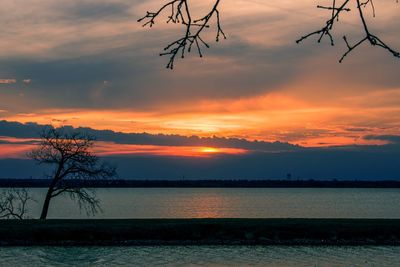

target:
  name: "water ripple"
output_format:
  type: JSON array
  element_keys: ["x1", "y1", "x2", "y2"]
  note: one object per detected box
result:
[{"x1": 1, "y1": 246, "x2": 400, "y2": 266}]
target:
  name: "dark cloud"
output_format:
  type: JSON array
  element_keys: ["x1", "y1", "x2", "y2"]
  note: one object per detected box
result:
[
  {"x1": 1, "y1": 120, "x2": 399, "y2": 180},
  {"x1": 0, "y1": 37, "x2": 313, "y2": 111},
  {"x1": 65, "y1": 2, "x2": 131, "y2": 20},
  {"x1": 0, "y1": 120, "x2": 299, "y2": 152},
  {"x1": 0, "y1": 139, "x2": 37, "y2": 145},
  {"x1": 0, "y1": 121, "x2": 51, "y2": 138},
  {"x1": 1, "y1": 1, "x2": 399, "y2": 112},
  {"x1": 345, "y1": 127, "x2": 370, "y2": 132},
  {"x1": 364, "y1": 135, "x2": 400, "y2": 144}
]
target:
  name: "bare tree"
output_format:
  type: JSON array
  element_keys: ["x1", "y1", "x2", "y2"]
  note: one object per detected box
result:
[
  {"x1": 139, "y1": 0, "x2": 399, "y2": 68},
  {"x1": 0, "y1": 188, "x2": 33, "y2": 220},
  {"x1": 27, "y1": 128, "x2": 116, "y2": 220}
]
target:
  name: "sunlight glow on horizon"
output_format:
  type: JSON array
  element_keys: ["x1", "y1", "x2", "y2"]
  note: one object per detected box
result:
[
  {"x1": 95, "y1": 143, "x2": 247, "y2": 157},
  {"x1": 2, "y1": 89, "x2": 399, "y2": 148},
  {"x1": 0, "y1": 137, "x2": 248, "y2": 159},
  {"x1": 200, "y1": 147, "x2": 220, "y2": 153}
]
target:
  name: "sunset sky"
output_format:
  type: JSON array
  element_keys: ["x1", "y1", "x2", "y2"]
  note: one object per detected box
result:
[{"x1": 0, "y1": 0, "x2": 399, "y2": 179}]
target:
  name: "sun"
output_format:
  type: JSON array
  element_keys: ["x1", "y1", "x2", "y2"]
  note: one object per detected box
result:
[{"x1": 199, "y1": 147, "x2": 220, "y2": 153}]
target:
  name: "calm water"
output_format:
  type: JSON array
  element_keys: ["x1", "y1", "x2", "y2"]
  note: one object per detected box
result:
[
  {"x1": 4, "y1": 188, "x2": 400, "y2": 266},
  {"x1": 23, "y1": 188, "x2": 400, "y2": 219},
  {"x1": 0, "y1": 246, "x2": 400, "y2": 266}
]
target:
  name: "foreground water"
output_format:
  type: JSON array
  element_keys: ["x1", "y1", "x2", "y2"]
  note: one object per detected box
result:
[
  {"x1": 5, "y1": 188, "x2": 400, "y2": 266},
  {"x1": 24, "y1": 188, "x2": 400, "y2": 219},
  {"x1": 0, "y1": 246, "x2": 399, "y2": 266}
]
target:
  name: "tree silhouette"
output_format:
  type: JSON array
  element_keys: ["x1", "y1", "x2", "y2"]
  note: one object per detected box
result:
[
  {"x1": 28, "y1": 128, "x2": 116, "y2": 219},
  {"x1": 0, "y1": 188, "x2": 33, "y2": 220},
  {"x1": 296, "y1": 0, "x2": 400, "y2": 62},
  {"x1": 139, "y1": 0, "x2": 399, "y2": 69},
  {"x1": 138, "y1": 0, "x2": 225, "y2": 69}
]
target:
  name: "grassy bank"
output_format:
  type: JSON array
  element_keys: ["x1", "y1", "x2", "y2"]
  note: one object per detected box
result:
[{"x1": 1, "y1": 219, "x2": 400, "y2": 246}]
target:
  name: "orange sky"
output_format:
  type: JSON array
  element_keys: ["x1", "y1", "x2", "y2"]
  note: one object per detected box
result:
[
  {"x1": 0, "y1": 0, "x2": 399, "y2": 152},
  {"x1": 2, "y1": 88, "x2": 398, "y2": 147},
  {"x1": 0, "y1": 136, "x2": 247, "y2": 159}
]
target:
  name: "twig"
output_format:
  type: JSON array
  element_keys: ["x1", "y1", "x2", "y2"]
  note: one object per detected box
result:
[
  {"x1": 297, "y1": 0, "x2": 399, "y2": 63},
  {"x1": 138, "y1": 0, "x2": 226, "y2": 69}
]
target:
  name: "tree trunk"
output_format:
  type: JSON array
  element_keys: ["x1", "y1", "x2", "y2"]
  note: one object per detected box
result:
[{"x1": 40, "y1": 187, "x2": 53, "y2": 220}]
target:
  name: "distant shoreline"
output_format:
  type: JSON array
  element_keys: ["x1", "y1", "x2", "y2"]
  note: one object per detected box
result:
[
  {"x1": 1, "y1": 179, "x2": 400, "y2": 188},
  {"x1": 1, "y1": 219, "x2": 400, "y2": 246}
]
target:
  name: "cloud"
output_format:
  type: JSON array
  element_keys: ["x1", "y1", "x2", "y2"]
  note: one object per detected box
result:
[
  {"x1": 1, "y1": 120, "x2": 399, "y2": 180},
  {"x1": 364, "y1": 135, "x2": 400, "y2": 144},
  {"x1": 63, "y1": 1, "x2": 132, "y2": 20},
  {"x1": 0, "y1": 120, "x2": 50, "y2": 138},
  {"x1": 0, "y1": 79, "x2": 16, "y2": 84},
  {"x1": 345, "y1": 127, "x2": 370, "y2": 132},
  {"x1": 0, "y1": 0, "x2": 397, "y2": 112},
  {"x1": 0, "y1": 120, "x2": 300, "y2": 152},
  {"x1": 0, "y1": 0, "x2": 399, "y2": 151}
]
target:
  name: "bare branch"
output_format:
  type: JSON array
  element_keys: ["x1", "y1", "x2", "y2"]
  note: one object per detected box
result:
[
  {"x1": 297, "y1": 0, "x2": 400, "y2": 62},
  {"x1": 0, "y1": 188, "x2": 34, "y2": 220},
  {"x1": 141, "y1": 0, "x2": 399, "y2": 68},
  {"x1": 138, "y1": 0, "x2": 226, "y2": 69},
  {"x1": 52, "y1": 187, "x2": 101, "y2": 216},
  {"x1": 296, "y1": 0, "x2": 352, "y2": 46}
]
